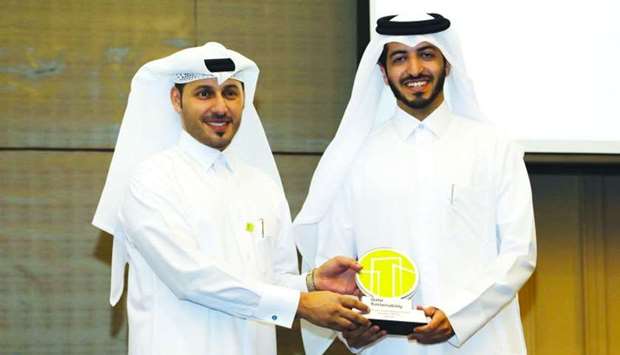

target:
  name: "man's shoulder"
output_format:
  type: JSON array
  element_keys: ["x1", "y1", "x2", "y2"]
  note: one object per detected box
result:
[
  {"x1": 233, "y1": 158, "x2": 280, "y2": 190},
  {"x1": 368, "y1": 118, "x2": 396, "y2": 139},
  {"x1": 451, "y1": 115, "x2": 514, "y2": 145},
  {"x1": 130, "y1": 148, "x2": 180, "y2": 187},
  {"x1": 359, "y1": 119, "x2": 399, "y2": 153},
  {"x1": 450, "y1": 115, "x2": 525, "y2": 162}
]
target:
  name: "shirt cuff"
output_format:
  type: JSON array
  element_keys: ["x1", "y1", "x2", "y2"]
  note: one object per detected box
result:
[
  {"x1": 436, "y1": 293, "x2": 480, "y2": 347},
  {"x1": 254, "y1": 283, "x2": 300, "y2": 328},
  {"x1": 291, "y1": 272, "x2": 309, "y2": 292},
  {"x1": 302, "y1": 271, "x2": 310, "y2": 292},
  {"x1": 447, "y1": 333, "x2": 462, "y2": 347}
]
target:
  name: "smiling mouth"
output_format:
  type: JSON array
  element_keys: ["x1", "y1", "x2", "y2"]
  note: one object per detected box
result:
[
  {"x1": 206, "y1": 121, "x2": 228, "y2": 127},
  {"x1": 201, "y1": 118, "x2": 232, "y2": 135},
  {"x1": 400, "y1": 77, "x2": 432, "y2": 95},
  {"x1": 405, "y1": 80, "x2": 427, "y2": 88}
]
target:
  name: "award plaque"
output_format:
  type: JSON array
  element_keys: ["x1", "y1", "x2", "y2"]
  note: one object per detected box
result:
[{"x1": 356, "y1": 248, "x2": 428, "y2": 335}]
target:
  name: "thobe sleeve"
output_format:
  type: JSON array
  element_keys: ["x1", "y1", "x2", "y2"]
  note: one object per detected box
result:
[
  {"x1": 119, "y1": 175, "x2": 300, "y2": 329},
  {"x1": 439, "y1": 141, "x2": 537, "y2": 346}
]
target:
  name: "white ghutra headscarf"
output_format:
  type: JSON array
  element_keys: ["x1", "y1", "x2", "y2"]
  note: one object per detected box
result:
[{"x1": 93, "y1": 42, "x2": 285, "y2": 306}]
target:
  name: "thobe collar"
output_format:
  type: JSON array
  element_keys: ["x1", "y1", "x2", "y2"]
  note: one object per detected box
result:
[
  {"x1": 392, "y1": 101, "x2": 452, "y2": 142},
  {"x1": 177, "y1": 130, "x2": 234, "y2": 173}
]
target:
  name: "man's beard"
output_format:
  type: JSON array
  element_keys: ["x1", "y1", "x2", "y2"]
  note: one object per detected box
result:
[{"x1": 387, "y1": 68, "x2": 447, "y2": 110}]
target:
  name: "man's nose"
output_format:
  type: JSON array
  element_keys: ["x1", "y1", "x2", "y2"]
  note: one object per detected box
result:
[
  {"x1": 211, "y1": 94, "x2": 227, "y2": 114},
  {"x1": 407, "y1": 57, "x2": 423, "y2": 76}
]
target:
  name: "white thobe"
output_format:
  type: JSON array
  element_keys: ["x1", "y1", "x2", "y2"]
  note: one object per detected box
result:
[
  {"x1": 316, "y1": 103, "x2": 536, "y2": 354},
  {"x1": 118, "y1": 130, "x2": 305, "y2": 355}
]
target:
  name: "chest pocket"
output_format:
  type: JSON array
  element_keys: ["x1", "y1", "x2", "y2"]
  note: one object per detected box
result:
[
  {"x1": 246, "y1": 216, "x2": 281, "y2": 279},
  {"x1": 447, "y1": 184, "x2": 494, "y2": 246}
]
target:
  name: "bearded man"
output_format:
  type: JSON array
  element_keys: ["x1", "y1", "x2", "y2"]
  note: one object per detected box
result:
[{"x1": 295, "y1": 13, "x2": 537, "y2": 355}]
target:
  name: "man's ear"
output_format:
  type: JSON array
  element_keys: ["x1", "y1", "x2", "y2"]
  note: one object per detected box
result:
[
  {"x1": 379, "y1": 65, "x2": 389, "y2": 85},
  {"x1": 445, "y1": 60, "x2": 452, "y2": 77},
  {"x1": 170, "y1": 86, "x2": 183, "y2": 112}
]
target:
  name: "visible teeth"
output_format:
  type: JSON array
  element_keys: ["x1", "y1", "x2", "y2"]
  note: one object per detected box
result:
[
  {"x1": 208, "y1": 122, "x2": 227, "y2": 127},
  {"x1": 406, "y1": 81, "x2": 426, "y2": 88}
]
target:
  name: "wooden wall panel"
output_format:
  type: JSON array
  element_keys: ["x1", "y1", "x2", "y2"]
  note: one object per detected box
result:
[
  {"x1": 197, "y1": 1, "x2": 358, "y2": 153},
  {"x1": 526, "y1": 173, "x2": 585, "y2": 354},
  {"x1": 520, "y1": 171, "x2": 620, "y2": 355},
  {"x1": 518, "y1": 267, "x2": 537, "y2": 353},
  {"x1": 0, "y1": 151, "x2": 124, "y2": 353},
  {"x1": 275, "y1": 154, "x2": 320, "y2": 216},
  {"x1": 604, "y1": 175, "x2": 620, "y2": 354},
  {"x1": 581, "y1": 175, "x2": 609, "y2": 355},
  {"x1": 0, "y1": 0, "x2": 195, "y2": 149}
]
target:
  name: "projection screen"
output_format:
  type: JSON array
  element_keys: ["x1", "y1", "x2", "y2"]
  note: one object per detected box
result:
[{"x1": 368, "y1": 0, "x2": 620, "y2": 154}]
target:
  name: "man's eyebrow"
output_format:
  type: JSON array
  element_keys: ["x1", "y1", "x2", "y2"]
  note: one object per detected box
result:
[
  {"x1": 416, "y1": 45, "x2": 438, "y2": 52},
  {"x1": 192, "y1": 85, "x2": 215, "y2": 91},
  {"x1": 222, "y1": 83, "x2": 241, "y2": 90},
  {"x1": 388, "y1": 49, "x2": 408, "y2": 59}
]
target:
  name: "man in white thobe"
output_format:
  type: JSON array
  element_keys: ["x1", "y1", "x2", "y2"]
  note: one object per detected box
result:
[
  {"x1": 93, "y1": 42, "x2": 369, "y2": 355},
  {"x1": 295, "y1": 13, "x2": 536, "y2": 355}
]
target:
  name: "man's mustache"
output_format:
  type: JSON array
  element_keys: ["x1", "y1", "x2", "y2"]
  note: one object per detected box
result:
[{"x1": 201, "y1": 113, "x2": 232, "y2": 122}]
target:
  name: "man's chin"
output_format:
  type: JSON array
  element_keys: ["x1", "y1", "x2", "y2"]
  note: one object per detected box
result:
[
  {"x1": 193, "y1": 133, "x2": 231, "y2": 150},
  {"x1": 211, "y1": 136, "x2": 232, "y2": 148},
  {"x1": 401, "y1": 98, "x2": 433, "y2": 110},
  {"x1": 205, "y1": 128, "x2": 231, "y2": 141},
  {"x1": 392, "y1": 86, "x2": 432, "y2": 110}
]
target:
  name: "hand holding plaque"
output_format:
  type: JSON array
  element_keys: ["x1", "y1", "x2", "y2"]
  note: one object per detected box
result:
[{"x1": 355, "y1": 248, "x2": 428, "y2": 335}]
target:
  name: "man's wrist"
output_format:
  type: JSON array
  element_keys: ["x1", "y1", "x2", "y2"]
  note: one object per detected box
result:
[
  {"x1": 306, "y1": 268, "x2": 317, "y2": 291},
  {"x1": 297, "y1": 292, "x2": 309, "y2": 319}
]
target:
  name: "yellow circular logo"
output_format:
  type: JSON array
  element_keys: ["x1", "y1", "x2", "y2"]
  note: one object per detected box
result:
[{"x1": 355, "y1": 248, "x2": 418, "y2": 299}]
